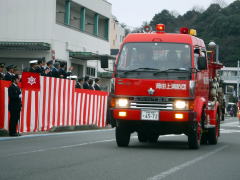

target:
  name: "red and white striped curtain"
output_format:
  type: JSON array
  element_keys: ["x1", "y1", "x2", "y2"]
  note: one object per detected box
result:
[{"x1": 0, "y1": 76, "x2": 109, "y2": 133}]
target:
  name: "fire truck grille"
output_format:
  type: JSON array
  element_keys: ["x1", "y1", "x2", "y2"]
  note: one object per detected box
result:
[{"x1": 130, "y1": 97, "x2": 174, "y2": 110}]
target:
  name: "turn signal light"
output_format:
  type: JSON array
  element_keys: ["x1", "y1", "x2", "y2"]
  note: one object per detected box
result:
[
  {"x1": 119, "y1": 111, "x2": 127, "y2": 117},
  {"x1": 156, "y1": 24, "x2": 165, "y2": 33},
  {"x1": 175, "y1": 113, "x2": 184, "y2": 119},
  {"x1": 110, "y1": 98, "x2": 115, "y2": 107}
]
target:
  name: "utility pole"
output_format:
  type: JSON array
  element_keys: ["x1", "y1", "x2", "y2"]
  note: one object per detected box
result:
[
  {"x1": 216, "y1": 45, "x2": 219, "y2": 62},
  {"x1": 237, "y1": 60, "x2": 239, "y2": 100}
]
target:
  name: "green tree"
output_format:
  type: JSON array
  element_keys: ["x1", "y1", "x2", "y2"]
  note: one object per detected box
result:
[
  {"x1": 146, "y1": 0, "x2": 240, "y2": 67},
  {"x1": 150, "y1": 10, "x2": 177, "y2": 32}
]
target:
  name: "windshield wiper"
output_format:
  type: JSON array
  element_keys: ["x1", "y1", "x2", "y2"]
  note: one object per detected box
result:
[
  {"x1": 154, "y1": 68, "x2": 190, "y2": 75},
  {"x1": 122, "y1": 68, "x2": 160, "y2": 74}
]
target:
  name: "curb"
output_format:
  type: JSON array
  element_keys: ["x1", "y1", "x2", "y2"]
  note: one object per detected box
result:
[
  {"x1": 49, "y1": 125, "x2": 105, "y2": 132},
  {"x1": 0, "y1": 125, "x2": 112, "y2": 137},
  {"x1": 0, "y1": 129, "x2": 8, "y2": 136}
]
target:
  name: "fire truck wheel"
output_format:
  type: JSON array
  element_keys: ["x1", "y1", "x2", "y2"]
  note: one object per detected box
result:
[
  {"x1": 116, "y1": 126, "x2": 130, "y2": 147},
  {"x1": 208, "y1": 128, "x2": 218, "y2": 145},
  {"x1": 148, "y1": 134, "x2": 159, "y2": 143},
  {"x1": 200, "y1": 133, "x2": 208, "y2": 145},
  {"x1": 138, "y1": 132, "x2": 148, "y2": 143},
  {"x1": 188, "y1": 122, "x2": 201, "y2": 149},
  {"x1": 208, "y1": 113, "x2": 219, "y2": 145}
]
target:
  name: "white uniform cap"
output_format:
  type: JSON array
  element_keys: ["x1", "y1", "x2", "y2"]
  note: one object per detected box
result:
[{"x1": 29, "y1": 60, "x2": 38, "y2": 64}]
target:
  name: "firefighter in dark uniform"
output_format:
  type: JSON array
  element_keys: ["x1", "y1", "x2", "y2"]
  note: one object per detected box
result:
[
  {"x1": 45, "y1": 60, "x2": 53, "y2": 77},
  {"x1": 28, "y1": 60, "x2": 39, "y2": 73},
  {"x1": 83, "y1": 76, "x2": 90, "y2": 89},
  {"x1": 75, "y1": 77, "x2": 83, "y2": 89},
  {"x1": 59, "y1": 62, "x2": 72, "y2": 79},
  {"x1": 94, "y1": 78, "x2": 101, "y2": 91},
  {"x1": 4, "y1": 65, "x2": 15, "y2": 81},
  {"x1": 8, "y1": 74, "x2": 22, "y2": 136},
  {"x1": 51, "y1": 62, "x2": 60, "y2": 78},
  {"x1": 0, "y1": 63, "x2": 5, "y2": 80},
  {"x1": 36, "y1": 59, "x2": 46, "y2": 75},
  {"x1": 88, "y1": 79, "x2": 95, "y2": 90}
]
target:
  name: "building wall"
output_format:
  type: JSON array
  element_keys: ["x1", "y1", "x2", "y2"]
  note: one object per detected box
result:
[
  {"x1": 73, "y1": 0, "x2": 112, "y2": 18},
  {"x1": 53, "y1": 23, "x2": 110, "y2": 71},
  {"x1": 0, "y1": 0, "x2": 111, "y2": 42},
  {"x1": 109, "y1": 16, "x2": 125, "y2": 49},
  {"x1": 0, "y1": 0, "x2": 111, "y2": 68},
  {"x1": 0, "y1": 0, "x2": 113, "y2": 90},
  {"x1": 0, "y1": 0, "x2": 55, "y2": 42},
  {"x1": 53, "y1": 0, "x2": 111, "y2": 75},
  {"x1": 108, "y1": 16, "x2": 125, "y2": 75},
  {"x1": 0, "y1": 50, "x2": 50, "y2": 71}
]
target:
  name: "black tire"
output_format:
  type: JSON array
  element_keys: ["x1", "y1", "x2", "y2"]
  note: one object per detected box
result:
[
  {"x1": 148, "y1": 134, "x2": 159, "y2": 143},
  {"x1": 221, "y1": 113, "x2": 224, "y2": 121},
  {"x1": 115, "y1": 126, "x2": 130, "y2": 147},
  {"x1": 200, "y1": 133, "x2": 208, "y2": 145},
  {"x1": 188, "y1": 122, "x2": 201, "y2": 149},
  {"x1": 200, "y1": 107, "x2": 207, "y2": 145},
  {"x1": 138, "y1": 132, "x2": 148, "y2": 143},
  {"x1": 208, "y1": 128, "x2": 218, "y2": 145},
  {"x1": 208, "y1": 113, "x2": 219, "y2": 145}
]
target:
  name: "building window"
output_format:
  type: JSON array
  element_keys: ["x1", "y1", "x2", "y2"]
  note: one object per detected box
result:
[
  {"x1": 56, "y1": 0, "x2": 109, "y2": 41},
  {"x1": 232, "y1": 71, "x2": 237, "y2": 76},
  {"x1": 226, "y1": 85, "x2": 235, "y2": 94},
  {"x1": 86, "y1": 67, "x2": 96, "y2": 77}
]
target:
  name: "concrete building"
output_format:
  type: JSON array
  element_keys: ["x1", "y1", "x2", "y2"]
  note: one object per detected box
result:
[
  {"x1": 100, "y1": 15, "x2": 125, "y2": 77},
  {"x1": 110, "y1": 16, "x2": 125, "y2": 51},
  {"x1": 219, "y1": 66, "x2": 240, "y2": 102},
  {"x1": 0, "y1": 0, "x2": 114, "y2": 90},
  {"x1": 96, "y1": 15, "x2": 126, "y2": 80}
]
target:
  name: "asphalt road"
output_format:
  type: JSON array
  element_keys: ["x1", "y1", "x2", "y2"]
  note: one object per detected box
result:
[{"x1": 0, "y1": 117, "x2": 240, "y2": 180}]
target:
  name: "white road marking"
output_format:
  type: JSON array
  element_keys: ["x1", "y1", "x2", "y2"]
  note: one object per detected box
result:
[
  {"x1": 220, "y1": 129, "x2": 240, "y2": 134},
  {"x1": 147, "y1": 145, "x2": 228, "y2": 180},
  {"x1": 6, "y1": 139, "x2": 115, "y2": 157},
  {"x1": 221, "y1": 121, "x2": 239, "y2": 127},
  {"x1": 3, "y1": 134, "x2": 185, "y2": 157}
]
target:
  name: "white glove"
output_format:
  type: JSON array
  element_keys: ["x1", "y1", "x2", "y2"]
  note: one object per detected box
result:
[{"x1": 19, "y1": 94, "x2": 22, "y2": 98}]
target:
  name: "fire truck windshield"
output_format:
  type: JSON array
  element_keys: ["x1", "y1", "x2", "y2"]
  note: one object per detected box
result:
[{"x1": 117, "y1": 42, "x2": 192, "y2": 78}]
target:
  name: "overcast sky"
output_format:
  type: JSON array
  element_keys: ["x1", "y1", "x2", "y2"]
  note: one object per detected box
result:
[{"x1": 107, "y1": 0, "x2": 236, "y2": 29}]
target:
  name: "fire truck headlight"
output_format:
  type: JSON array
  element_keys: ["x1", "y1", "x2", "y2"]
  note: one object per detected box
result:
[
  {"x1": 174, "y1": 100, "x2": 187, "y2": 110},
  {"x1": 116, "y1": 98, "x2": 129, "y2": 108}
]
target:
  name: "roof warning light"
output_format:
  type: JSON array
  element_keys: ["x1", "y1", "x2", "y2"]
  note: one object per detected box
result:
[
  {"x1": 143, "y1": 25, "x2": 152, "y2": 33},
  {"x1": 156, "y1": 24, "x2": 165, "y2": 33},
  {"x1": 180, "y1": 27, "x2": 189, "y2": 34}
]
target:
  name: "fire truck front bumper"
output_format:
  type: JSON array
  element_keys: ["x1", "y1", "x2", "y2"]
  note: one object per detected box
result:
[
  {"x1": 110, "y1": 109, "x2": 196, "y2": 135},
  {"x1": 112, "y1": 109, "x2": 196, "y2": 122}
]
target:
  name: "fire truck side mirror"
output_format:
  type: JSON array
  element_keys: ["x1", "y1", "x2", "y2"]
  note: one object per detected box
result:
[
  {"x1": 100, "y1": 56, "x2": 109, "y2": 68},
  {"x1": 197, "y1": 56, "x2": 207, "y2": 70},
  {"x1": 110, "y1": 49, "x2": 119, "y2": 55}
]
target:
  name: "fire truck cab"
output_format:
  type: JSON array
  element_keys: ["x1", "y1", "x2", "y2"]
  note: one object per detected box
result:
[{"x1": 108, "y1": 24, "x2": 223, "y2": 149}]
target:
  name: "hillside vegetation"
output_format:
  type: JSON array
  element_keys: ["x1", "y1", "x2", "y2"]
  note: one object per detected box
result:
[{"x1": 147, "y1": 0, "x2": 240, "y2": 66}]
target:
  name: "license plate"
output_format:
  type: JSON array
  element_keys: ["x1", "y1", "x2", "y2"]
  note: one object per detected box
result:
[{"x1": 141, "y1": 110, "x2": 159, "y2": 121}]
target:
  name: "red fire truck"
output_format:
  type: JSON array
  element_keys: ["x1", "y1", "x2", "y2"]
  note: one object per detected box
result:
[{"x1": 107, "y1": 24, "x2": 224, "y2": 149}]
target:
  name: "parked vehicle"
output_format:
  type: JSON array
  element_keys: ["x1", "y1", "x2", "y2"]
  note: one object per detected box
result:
[{"x1": 226, "y1": 102, "x2": 237, "y2": 117}]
